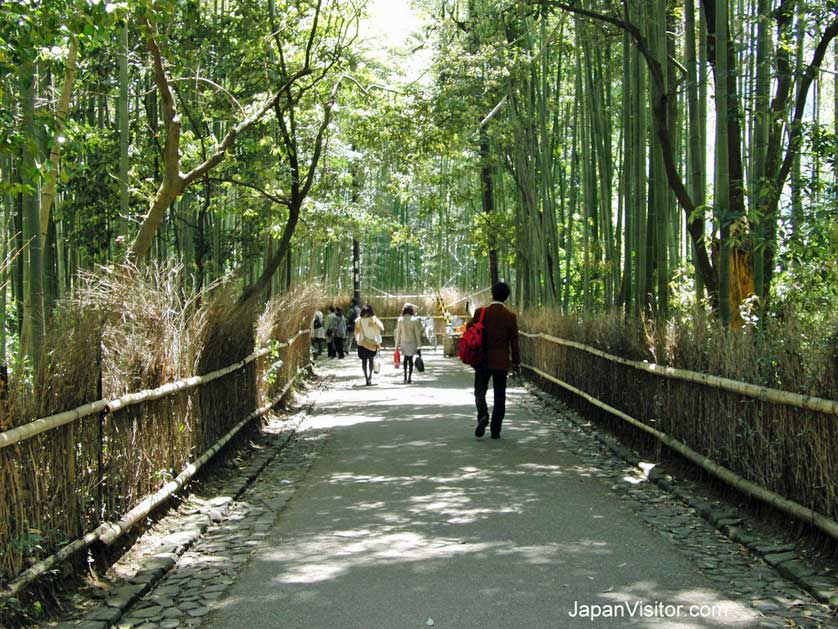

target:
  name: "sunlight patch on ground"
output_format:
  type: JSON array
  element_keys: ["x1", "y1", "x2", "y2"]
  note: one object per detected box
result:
[
  {"x1": 269, "y1": 529, "x2": 494, "y2": 585},
  {"x1": 494, "y1": 540, "x2": 611, "y2": 564},
  {"x1": 303, "y1": 413, "x2": 387, "y2": 429},
  {"x1": 408, "y1": 488, "x2": 525, "y2": 524},
  {"x1": 256, "y1": 526, "x2": 626, "y2": 588},
  {"x1": 518, "y1": 462, "x2": 564, "y2": 477}
]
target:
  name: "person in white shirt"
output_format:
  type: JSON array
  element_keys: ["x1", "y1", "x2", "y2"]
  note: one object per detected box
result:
[
  {"x1": 311, "y1": 310, "x2": 326, "y2": 357},
  {"x1": 394, "y1": 304, "x2": 423, "y2": 384},
  {"x1": 354, "y1": 304, "x2": 384, "y2": 385}
]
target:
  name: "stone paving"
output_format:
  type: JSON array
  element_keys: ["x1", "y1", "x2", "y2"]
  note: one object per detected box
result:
[
  {"x1": 109, "y1": 420, "x2": 325, "y2": 629},
  {"x1": 54, "y1": 380, "x2": 325, "y2": 629},
  {"x1": 523, "y1": 385, "x2": 836, "y2": 627},
  {"x1": 56, "y1": 357, "x2": 837, "y2": 628}
]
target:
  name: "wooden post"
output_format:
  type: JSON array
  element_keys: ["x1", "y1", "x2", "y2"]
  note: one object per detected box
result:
[
  {"x1": 352, "y1": 238, "x2": 361, "y2": 303},
  {"x1": 96, "y1": 341, "x2": 105, "y2": 520}
]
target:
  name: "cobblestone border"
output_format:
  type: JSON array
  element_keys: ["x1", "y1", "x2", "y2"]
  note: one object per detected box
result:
[
  {"x1": 55, "y1": 388, "x2": 318, "y2": 629},
  {"x1": 525, "y1": 380, "x2": 838, "y2": 622}
]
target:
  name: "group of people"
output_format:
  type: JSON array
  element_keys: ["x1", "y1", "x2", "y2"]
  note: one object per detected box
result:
[
  {"x1": 310, "y1": 281, "x2": 520, "y2": 439},
  {"x1": 311, "y1": 300, "x2": 425, "y2": 386},
  {"x1": 311, "y1": 299, "x2": 362, "y2": 359}
]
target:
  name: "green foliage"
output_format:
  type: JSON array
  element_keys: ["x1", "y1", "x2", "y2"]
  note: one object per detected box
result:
[{"x1": 57, "y1": 125, "x2": 120, "y2": 262}]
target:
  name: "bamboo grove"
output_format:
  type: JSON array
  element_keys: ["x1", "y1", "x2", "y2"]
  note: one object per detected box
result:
[
  {"x1": 1, "y1": 0, "x2": 838, "y2": 375},
  {"x1": 427, "y1": 0, "x2": 838, "y2": 323}
]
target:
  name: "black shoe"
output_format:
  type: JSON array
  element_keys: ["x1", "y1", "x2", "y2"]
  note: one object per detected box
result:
[
  {"x1": 475, "y1": 416, "x2": 489, "y2": 438},
  {"x1": 490, "y1": 432, "x2": 501, "y2": 439}
]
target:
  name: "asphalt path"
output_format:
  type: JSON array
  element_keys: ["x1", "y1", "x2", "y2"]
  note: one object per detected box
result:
[{"x1": 205, "y1": 350, "x2": 759, "y2": 628}]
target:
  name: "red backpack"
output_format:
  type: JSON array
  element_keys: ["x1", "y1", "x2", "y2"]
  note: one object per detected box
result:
[{"x1": 458, "y1": 308, "x2": 487, "y2": 367}]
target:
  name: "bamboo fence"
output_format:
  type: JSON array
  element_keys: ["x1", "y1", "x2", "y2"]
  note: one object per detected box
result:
[
  {"x1": 0, "y1": 328, "x2": 311, "y2": 600},
  {"x1": 519, "y1": 331, "x2": 838, "y2": 533},
  {"x1": 520, "y1": 331, "x2": 838, "y2": 415}
]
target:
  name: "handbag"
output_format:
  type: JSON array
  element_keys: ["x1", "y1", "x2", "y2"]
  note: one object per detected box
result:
[
  {"x1": 373, "y1": 353, "x2": 381, "y2": 374},
  {"x1": 415, "y1": 355, "x2": 425, "y2": 372},
  {"x1": 394, "y1": 349, "x2": 401, "y2": 368}
]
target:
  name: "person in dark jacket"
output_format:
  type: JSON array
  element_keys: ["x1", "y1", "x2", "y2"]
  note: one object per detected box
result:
[
  {"x1": 345, "y1": 298, "x2": 361, "y2": 353},
  {"x1": 325, "y1": 306, "x2": 338, "y2": 358},
  {"x1": 333, "y1": 307, "x2": 347, "y2": 359},
  {"x1": 468, "y1": 281, "x2": 520, "y2": 439}
]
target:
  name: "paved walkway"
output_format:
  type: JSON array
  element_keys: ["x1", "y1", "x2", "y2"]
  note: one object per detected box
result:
[{"x1": 199, "y1": 351, "x2": 768, "y2": 628}]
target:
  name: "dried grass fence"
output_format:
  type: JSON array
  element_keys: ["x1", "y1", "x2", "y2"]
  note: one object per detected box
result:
[
  {"x1": 0, "y1": 266, "x2": 319, "y2": 612},
  {"x1": 519, "y1": 313, "x2": 838, "y2": 538},
  {"x1": 319, "y1": 288, "x2": 471, "y2": 341}
]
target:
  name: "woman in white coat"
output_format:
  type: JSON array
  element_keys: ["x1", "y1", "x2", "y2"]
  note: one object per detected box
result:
[
  {"x1": 394, "y1": 304, "x2": 423, "y2": 384},
  {"x1": 311, "y1": 310, "x2": 326, "y2": 358},
  {"x1": 354, "y1": 304, "x2": 384, "y2": 385}
]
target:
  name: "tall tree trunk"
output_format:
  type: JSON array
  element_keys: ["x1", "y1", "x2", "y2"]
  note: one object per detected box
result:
[
  {"x1": 13, "y1": 195, "x2": 24, "y2": 340},
  {"x1": 352, "y1": 239, "x2": 361, "y2": 302},
  {"x1": 1, "y1": 153, "x2": 10, "y2": 366},
  {"x1": 789, "y1": 10, "x2": 806, "y2": 250},
  {"x1": 20, "y1": 56, "x2": 44, "y2": 370},
  {"x1": 479, "y1": 125, "x2": 499, "y2": 285},
  {"x1": 714, "y1": 0, "x2": 732, "y2": 326},
  {"x1": 119, "y1": 21, "x2": 131, "y2": 240},
  {"x1": 40, "y1": 37, "x2": 78, "y2": 246},
  {"x1": 751, "y1": 0, "x2": 771, "y2": 298},
  {"x1": 621, "y1": 30, "x2": 634, "y2": 314},
  {"x1": 685, "y1": 0, "x2": 706, "y2": 302}
]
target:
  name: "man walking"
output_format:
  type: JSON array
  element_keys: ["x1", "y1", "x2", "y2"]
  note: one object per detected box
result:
[{"x1": 470, "y1": 282, "x2": 520, "y2": 439}]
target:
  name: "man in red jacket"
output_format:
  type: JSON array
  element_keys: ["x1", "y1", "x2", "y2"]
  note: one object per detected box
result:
[{"x1": 470, "y1": 281, "x2": 520, "y2": 439}]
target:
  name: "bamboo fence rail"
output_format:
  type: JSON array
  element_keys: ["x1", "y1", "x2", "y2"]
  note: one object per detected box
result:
[
  {"x1": 0, "y1": 329, "x2": 310, "y2": 602},
  {"x1": 520, "y1": 331, "x2": 838, "y2": 415},
  {"x1": 522, "y1": 363, "x2": 838, "y2": 540},
  {"x1": 0, "y1": 361, "x2": 310, "y2": 603},
  {"x1": 0, "y1": 330, "x2": 310, "y2": 450}
]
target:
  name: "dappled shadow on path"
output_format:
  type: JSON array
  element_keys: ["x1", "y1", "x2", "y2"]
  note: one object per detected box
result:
[{"x1": 206, "y1": 351, "x2": 759, "y2": 628}]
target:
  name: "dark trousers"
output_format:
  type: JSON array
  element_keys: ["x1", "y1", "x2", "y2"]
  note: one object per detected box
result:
[{"x1": 474, "y1": 367, "x2": 508, "y2": 434}]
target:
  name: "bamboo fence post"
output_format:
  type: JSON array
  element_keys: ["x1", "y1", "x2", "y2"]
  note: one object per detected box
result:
[{"x1": 96, "y1": 340, "x2": 105, "y2": 520}]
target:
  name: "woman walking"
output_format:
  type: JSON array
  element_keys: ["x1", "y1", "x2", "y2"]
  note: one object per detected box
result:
[
  {"x1": 394, "y1": 304, "x2": 423, "y2": 384},
  {"x1": 333, "y1": 307, "x2": 347, "y2": 359},
  {"x1": 355, "y1": 304, "x2": 384, "y2": 385},
  {"x1": 311, "y1": 309, "x2": 326, "y2": 358}
]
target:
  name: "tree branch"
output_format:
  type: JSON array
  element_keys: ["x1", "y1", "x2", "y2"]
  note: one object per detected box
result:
[
  {"x1": 775, "y1": 18, "x2": 838, "y2": 191},
  {"x1": 207, "y1": 176, "x2": 290, "y2": 206}
]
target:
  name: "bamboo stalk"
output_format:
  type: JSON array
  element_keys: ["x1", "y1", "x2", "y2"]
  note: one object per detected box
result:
[
  {"x1": 0, "y1": 330, "x2": 310, "y2": 450},
  {"x1": 522, "y1": 363, "x2": 838, "y2": 540},
  {"x1": 0, "y1": 362, "x2": 310, "y2": 602},
  {"x1": 520, "y1": 331, "x2": 838, "y2": 415}
]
